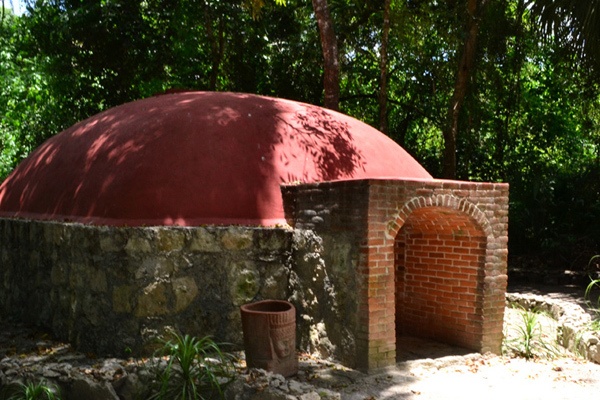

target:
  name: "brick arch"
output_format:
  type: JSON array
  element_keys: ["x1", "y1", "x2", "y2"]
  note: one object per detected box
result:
[
  {"x1": 393, "y1": 205, "x2": 488, "y2": 350},
  {"x1": 386, "y1": 194, "x2": 492, "y2": 241},
  {"x1": 282, "y1": 178, "x2": 508, "y2": 371}
]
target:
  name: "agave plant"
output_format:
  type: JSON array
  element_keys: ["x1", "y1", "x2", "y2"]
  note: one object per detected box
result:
[
  {"x1": 147, "y1": 333, "x2": 235, "y2": 400},
  {"x1": 503, "y1": 306, "x2": 561, "y2": 360},
  {"x1": 3, "y1": 380, "x2": 61, "y2": 400},
  {"x1": 584, "y1": 255, "x2": 600, "y2": 328}
]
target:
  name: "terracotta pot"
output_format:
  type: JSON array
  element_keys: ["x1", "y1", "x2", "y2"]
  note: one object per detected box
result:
[{"x1": 240, "y1": 299, "x2": 298, "y2": 377}]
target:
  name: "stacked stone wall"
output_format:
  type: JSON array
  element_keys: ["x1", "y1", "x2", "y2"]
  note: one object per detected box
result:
[
  {"x1": 0, "y1": 219, "x2": 294, "y2": 356},
  {"x1": 283, "y1": 181, "x2": 369, "y2": 368}
]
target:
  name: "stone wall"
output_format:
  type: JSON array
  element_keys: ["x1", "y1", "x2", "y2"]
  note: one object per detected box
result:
[
  {"x1": 0, "y1": 177, "x2": 509, "y2": 373},
  {"x1": 285, "y1": 181, "x2": 369, "y2": 368},
  {"x1": 0, "y1": 219, "x2": 295, "y2": 356}
]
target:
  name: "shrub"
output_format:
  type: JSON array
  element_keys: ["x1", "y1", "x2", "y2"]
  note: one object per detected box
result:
[
  {"x1": 147, "y1": 333, "x2": 236, "y2": 400},
  {"x1": 503, "y1": 306, "x2": 561, "y2": 360},
  {"x1": 1, "y1": 380, "x2": 61, "y2": 400}
]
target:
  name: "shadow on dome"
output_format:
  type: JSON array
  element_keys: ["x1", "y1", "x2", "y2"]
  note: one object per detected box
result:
[{"x1": 0, "y1": 92, "x2": 371, "y2": 226}]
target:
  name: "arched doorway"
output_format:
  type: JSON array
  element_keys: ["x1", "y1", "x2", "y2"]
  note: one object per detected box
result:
[{"x1": 395, "y1": 206, "x2": 487, "y2": 352}]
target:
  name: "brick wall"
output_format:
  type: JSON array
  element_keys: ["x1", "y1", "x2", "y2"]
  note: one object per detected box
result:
[
  {"x1": 283, "y1": 178, "x2": 509, "y2": 371},
  {"x1": 395, "y1": 207, "x2": 486, "y2": 348}
]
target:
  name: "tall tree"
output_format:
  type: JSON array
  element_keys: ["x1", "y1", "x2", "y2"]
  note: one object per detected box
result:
[
  {"x1": 312, "y1": 0, "x2": 339, "y2": 110},
  {"x1": 442, "y1": 0, "x2": 488, "y2": 179},
  {"x1": 378, "y1": 0, "x2": 391, "y2": 133}
]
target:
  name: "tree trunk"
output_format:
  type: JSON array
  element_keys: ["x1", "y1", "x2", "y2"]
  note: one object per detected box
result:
[
  {"x1": 204, "y1": 4, "x2": 225, "y2": 91},
  {"x1": 378, "y1": 0, "x2": 391, "y2": 133},
  {"x1": 442, "y1": 0, "x2": 487, "y2": 179},
  {"x1": 311, "y1": 0, "x2": 339, "y2": 111}
]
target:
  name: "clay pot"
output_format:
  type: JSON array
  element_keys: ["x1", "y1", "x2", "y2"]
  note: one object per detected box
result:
[{"x1": 240, "y1": 300, "x2": 298, "y2": 377}]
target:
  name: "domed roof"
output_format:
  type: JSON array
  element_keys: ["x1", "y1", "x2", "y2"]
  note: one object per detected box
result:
[{"x1": 0, "y1": 92, "x2": 432, "y2": 226}]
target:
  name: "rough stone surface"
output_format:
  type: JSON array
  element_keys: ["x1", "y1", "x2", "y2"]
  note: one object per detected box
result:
[
  {"x1": 0, "y1": 220, "x2": 295, "y2": 356},
  {"x1": 0, "y1": 218, "x2": 360, "y2": 366}
]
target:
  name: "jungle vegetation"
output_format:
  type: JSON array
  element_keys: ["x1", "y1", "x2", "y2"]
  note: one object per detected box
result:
[{"x1": 1, "y1": 0, "x2": 599, "y2": 271}]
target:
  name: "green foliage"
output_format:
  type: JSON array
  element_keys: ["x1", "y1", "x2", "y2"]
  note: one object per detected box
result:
[
  {"x1": 528, "y1": 0, "x2": 600, "y2": 75},
  {"x1": 585, "y1": 255, "x2": 600, "y2": 318},
  {"x1": 0, "y1": 10, "x2": 55, "y2": 180},
  {"x1": 503, "y1": 306, "x2": 561, "y2": 360},
  {"x1": 0, "y1": 0, "x2": 598, "y2": 267},
  {"x1": 147, "y1": 333, "x2": 235, "y2": 400},
  {"x1": 1, "y1": 380, "x2": 61, "y2": 400}
]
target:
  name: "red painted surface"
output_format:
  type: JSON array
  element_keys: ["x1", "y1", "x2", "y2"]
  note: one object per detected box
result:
[{"x1": 0, "y1": 92, "x2": 432, "y2": 226}]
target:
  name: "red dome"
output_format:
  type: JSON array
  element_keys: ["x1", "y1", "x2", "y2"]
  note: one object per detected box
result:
[{"x1": 0, "y1": 92, "x2": 432, "y2": 226}]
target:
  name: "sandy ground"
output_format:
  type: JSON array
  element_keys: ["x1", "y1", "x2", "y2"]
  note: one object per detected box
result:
[
  {"x1": 2, "y1": 286, "x2": 600, "y2": 399},
  {"x1": 321, "y1": 354, "x2": 600, "y2": 400},
  {"x1": 294, "y1": 306, "x2": 600, "y2": 400}
]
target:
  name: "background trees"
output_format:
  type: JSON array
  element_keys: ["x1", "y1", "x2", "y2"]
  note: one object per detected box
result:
[{"x1": 1, "y1": 0, "x2": 598, "y2": 270}]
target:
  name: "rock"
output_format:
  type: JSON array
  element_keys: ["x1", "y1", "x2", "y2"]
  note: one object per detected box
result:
[
  {"x1": 287, "y1": 380, "x2": 312, "y2": 395},
  {"x1": 67, "y1": 377, "x2": 120, "y2": 400},
  {"x1": 189, "y1": 228, "x2": 222, "y2": 252},
  {"x1": 250, "y1": 387, "x2": 295, "y2": 400},
  {"x1": 299, "y1": 392, "x2": 321, "y2": 400},
  {"x1": 221, "y1": 228, "x2": 253, "y2": 250},
  {"x1": 112, "y1": 373, "x2": 147, "y2": 400},
  {"x1": 135, "y1": 282, "x2": 169, "y2": 317},
  {"x1": 172, "y1": 276, "x2": 199, "y2": 312},
  {"x1": 41, "y1": 368, "x2": 62, "y2": 378}
]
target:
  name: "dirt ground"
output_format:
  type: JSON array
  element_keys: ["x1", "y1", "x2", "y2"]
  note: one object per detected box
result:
[
  {"x1": 304, "y1": 351, "x2": 600, "y2": 400},
  {"x1": 291, "y1": 287, "x2": 600, "y2": 400},
  {"x1": 2, "y1": 285, "x2": 600, "y2": 399}
]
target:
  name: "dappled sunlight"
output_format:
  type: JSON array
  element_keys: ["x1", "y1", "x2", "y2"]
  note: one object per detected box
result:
[
  {"x1": 273, "y1": 107, "x2": 367, "y2": 183},
  {"x1": 211, "y1": 106, "x2": 242, "y2": 126},
  {"x1": 0, "y1": 92, "x2": 430, "y2": 226}
]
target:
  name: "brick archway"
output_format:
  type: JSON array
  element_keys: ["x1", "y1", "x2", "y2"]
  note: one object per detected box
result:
[
  {"x1": 386, "y1": 194, "x2": 493, "y2": 240},
  {"x1": 393, "y1": 206, "x2": 487, "y2": 350},
  {"x1": 282, "y1": 178, "x2": 508, "y2": 372}
]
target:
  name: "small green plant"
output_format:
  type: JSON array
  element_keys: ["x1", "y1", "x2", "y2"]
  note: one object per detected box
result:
[
  {"x1": 585, "y1": 255, "x2": 600, "y2": 310},
  {"x1": 2, "y1": 380, "x2": 61, "y2": 400},
  {"x1": 147, "y1": 333, "x2": 235, "y2": 400},
  {"x1": 503, "y1": 305, "x2": 560, "y2": 360},
  {"x1": 584, "y1": 255, "x2": 600, "y2": 333}
]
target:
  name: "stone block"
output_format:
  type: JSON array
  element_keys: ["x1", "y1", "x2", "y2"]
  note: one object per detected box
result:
[
  {"x1": 135, "y1": 282, "x2": 168, "y2": 317},
  {"x1": 221, "y1": 227, "x2": 253, "y2": 250},
  {"x1": 189, "y1": 228, "x2": 221, "y2": 252},
  {"x1": 113, "y1": 285, "x2": 135, "y2": 313},
  {"x1": 156, "y1": 228, "x2": 186, "y2": 252},
  {"x1": 172, "y1": 276, "x2": 198, "y2": 313}
]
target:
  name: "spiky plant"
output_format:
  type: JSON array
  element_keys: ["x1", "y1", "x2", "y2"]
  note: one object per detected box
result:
[
  {"x1": 585, "y1": 255, "x2": 600, "y2": 308},
  {"x1": 503, "y1": 306, "x2": 561, "y2": 360},
  {"x1": 147, "y1": 333, "x2": 235, "y2": 400},
  {"x1": 4, "y1": 380, "x2": 61, "y2": 400}
]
